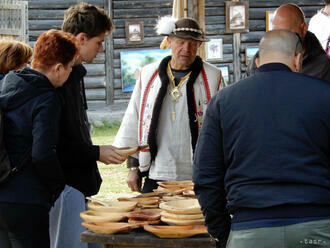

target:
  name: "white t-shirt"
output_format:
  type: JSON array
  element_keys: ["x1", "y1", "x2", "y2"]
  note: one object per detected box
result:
[{"x1": 308, "y1": 9, "x2": 330, "y2": 50}]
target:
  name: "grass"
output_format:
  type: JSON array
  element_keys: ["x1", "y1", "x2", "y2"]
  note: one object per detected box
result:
[{"x1": 90, "y1": 121, "x2": 138, "y2": 200}]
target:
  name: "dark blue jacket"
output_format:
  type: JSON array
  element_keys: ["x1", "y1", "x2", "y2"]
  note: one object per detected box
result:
[
  {"x1": 0, "y1": 68, "x2": 65, "y2": 209},
  {"x1": 193, "y1": 63, "x2": 330, "y2": 245}
]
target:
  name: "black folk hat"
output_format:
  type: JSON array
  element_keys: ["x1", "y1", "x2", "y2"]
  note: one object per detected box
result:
[
  {"x1": 156, "y1": 16, "x2": 209, "y2": 42},
  {"x1": 172, "y1": 18, "x2": 209, "y2": 42}
]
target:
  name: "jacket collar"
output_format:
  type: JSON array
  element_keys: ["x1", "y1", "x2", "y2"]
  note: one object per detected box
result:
[{"x1": 256, "y1": 63, "x2": 292, "y2": 74}]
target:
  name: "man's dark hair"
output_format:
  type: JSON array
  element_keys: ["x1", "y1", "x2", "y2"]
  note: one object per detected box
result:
[
  {"x1": 62, "y1": 2, "x2": 114, "y2": 38},
  {"x1": 325, "y1": 0, "x2": 330, "y2": 5}
]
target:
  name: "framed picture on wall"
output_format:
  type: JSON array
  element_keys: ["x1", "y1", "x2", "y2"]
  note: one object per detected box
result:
[
  {"x1": 245, "y1": 46, "x2": 259, "y2": 66},
  {"x1": 225, "y1": 1, "x2": 249, "y2": 33},
  {"x1": 218, "y1": 65, "x2": 230, "y2": 85},
  {"x1": 266, "y1": 10, "x2": 275, "y2": 32},
  {"x1": 205, "y1": 38, "x2": 223, "y2": 62},
  {"x1": 125, "y1": 21, "x2": 144, "y2": 44},
  {"x1": 120, "y1": 49, "x2": 171, "y2": 92}
]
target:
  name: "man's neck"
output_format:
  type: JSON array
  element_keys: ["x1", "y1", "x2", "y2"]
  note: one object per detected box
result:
[{"x1": 323, "y1": 5, "x2": 330, "y2": 15}]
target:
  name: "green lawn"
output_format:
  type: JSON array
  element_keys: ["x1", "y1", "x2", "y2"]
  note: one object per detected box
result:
[{"x1": 91, "y1": 122, "x2": 138, "y2": 200}]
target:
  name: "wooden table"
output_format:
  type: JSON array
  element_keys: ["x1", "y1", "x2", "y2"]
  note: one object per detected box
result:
[{"x1": 80, "y1": 229, "x2": 216, "y2": 248}]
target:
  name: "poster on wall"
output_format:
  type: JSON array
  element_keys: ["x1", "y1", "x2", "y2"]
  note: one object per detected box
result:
[
  {"x1": 205, "y1": 38, "x2": 223, "y2": 62},
  {"x1": 120, "y1": 49, "x2": 171, "y2": 92},
  {"x1": 225, "y1": 1, "x2": 249, "y2": 33},
  {"x1": 125, "y1": 21, "x2": 144, "y2": 44},
  {"x1": 245, "y1": 46, "x2": 259, "y2": 66},
  {"x1": 218, "y1": 65, "x2": 230, "y2": 85}
]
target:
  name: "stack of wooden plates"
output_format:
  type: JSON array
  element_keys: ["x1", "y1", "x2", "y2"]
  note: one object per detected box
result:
[
  {"x1": 117, "y1": 196, "x2": 159, "y2": 209},
  {"x1": 127, "y1": 209, "x2": 161, "y2": 226},
  {"x1": 154, "y1": 180, "x2": 194, "y2": 195},
  {"x1": 159, "y1": 199, "x2": 205, "y2": 226}
]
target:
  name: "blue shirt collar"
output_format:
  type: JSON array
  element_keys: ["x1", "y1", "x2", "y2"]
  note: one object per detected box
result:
[{"x1": 256, "y1": 63, "x2": 292, "y2": 74}]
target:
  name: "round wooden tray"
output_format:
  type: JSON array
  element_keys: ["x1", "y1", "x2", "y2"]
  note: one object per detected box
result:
[{"x1": 143, "y1": 225, "x2": 208, "y2": 238}]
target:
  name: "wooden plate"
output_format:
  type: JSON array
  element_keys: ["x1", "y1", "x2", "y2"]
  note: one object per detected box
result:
[
  {"x1": 161, "y1": 211, "x2": 204, "y2": 220},
  {"x1": 82, "y1": 222, "x2": 139, "y2": 234},
  {"x1": 80, "y1": 210, "x2": 127, "y2": 223},
  {"x1": 157, "y1": 180, "x2": 193, "y2": 187},
  {"x1": 161, "y1": 216, "x2": 205, "y2": 226},
  {"x1": 114, "y1": 145, "x2": 148, "y2": 156},
  {"x1": 143, "y1": 225, "x2": 208, "y2": 238},
  {"x1": 87, "y1": 201, "x2": 137, "y2": 213},
  {"x1": 159, "y1": 199, "x2": 201, "y2": 214},
  {"x1": 128, "y1": 219, "x2": 161, "y2": 226},
  {"x1": 117, "y1": 196, "x2": 159, "y2": 205}
]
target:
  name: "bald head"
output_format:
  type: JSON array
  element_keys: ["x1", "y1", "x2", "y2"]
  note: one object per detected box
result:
[
  {"x1": 256, "y1": 30, "x2": 302, "y2": 72},
  {"x1": 272, "y1": 4, "x2": 307, "y2": 39}
]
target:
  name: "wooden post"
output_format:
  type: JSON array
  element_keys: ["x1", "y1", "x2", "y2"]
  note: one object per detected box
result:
[
  {"x1": 233, "y1": 33, "x2": 241, "y2": 82},
  {"x1": 105, "y1": 0, "x2": 114, "y2": 105},
  {"x1": 187, "y1": 0, "x2": 205, "y2": 60},
  {"x1": 231, "y1": 0, "x2": 241, "y2": 82}
]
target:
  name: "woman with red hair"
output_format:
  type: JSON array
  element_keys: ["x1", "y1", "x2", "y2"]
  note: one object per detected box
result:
[{"x1": 0, "y1": 29, "x2": 78, "y2": 248}]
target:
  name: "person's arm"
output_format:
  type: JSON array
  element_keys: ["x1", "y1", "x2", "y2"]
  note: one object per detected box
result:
[
  {"x1": 193, "y1": 96, "x2": 231, "y2": 247},
  {"x1": 32, "y1": 92, "x2": 65, "y2": 202}
]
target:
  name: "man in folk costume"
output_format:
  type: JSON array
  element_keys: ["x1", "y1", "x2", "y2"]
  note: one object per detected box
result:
[{"x1": 114, "y1": 17, "x2": 225, "y2": 193}]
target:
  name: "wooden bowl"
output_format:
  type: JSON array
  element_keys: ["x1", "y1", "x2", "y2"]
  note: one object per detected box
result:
[
  {"x1": 128, "y1": 219, "x2": 161, "y2": 226},
  {"x1": 114, "y1": 145, "x2": 148, "y2": 156},
  {"x1": 143, "y1": 225, "x2": 208, "y2": 238},
  {"x1": 127, "y1": 210, "x2": 161, "y2": 221},
  {"x1": 159, "y1": 199, "x2": 202, "y2": 214},
  {"x1": 117, "y1": 197, "x2": 159, "y2": 205},
  {"x1": 82, "y1": 222, "x2": 139, "y2": 234},
  {"x1": 161, "y1": 216, "x2": 205, "y2": 226},
  {"x1": 157, "y1": 180, "x2": 193, "y2": 187},
  {"x1": 160, "y1": 211, "x2": 204, "y2": 220},
  {"x1": 80, "y1": 210, "x2": 127, "y2": 223},
  {"x1": 87, "y1": 201, "x2": 137, "y2": 213}
]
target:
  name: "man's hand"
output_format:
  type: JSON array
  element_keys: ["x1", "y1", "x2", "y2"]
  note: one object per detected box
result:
[
  {"x1": 126, "y1": 168, "x2": 142, "y2": 192},
  {"x1": 99, "y1": 145, "x2": 126, "y2": 164}
]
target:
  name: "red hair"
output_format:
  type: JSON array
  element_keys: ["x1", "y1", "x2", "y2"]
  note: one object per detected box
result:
[{"x1": 32, "y1": 29, "x2": 78, "y2": 70}]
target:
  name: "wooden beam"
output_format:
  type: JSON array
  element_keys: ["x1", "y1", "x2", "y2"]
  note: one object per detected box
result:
[
  {"x1": 105, "y1": 0, "x2": 114, "y2": 105},
  {"x1": 187, "y1": 0, "x2": 205, "y2": 60}
]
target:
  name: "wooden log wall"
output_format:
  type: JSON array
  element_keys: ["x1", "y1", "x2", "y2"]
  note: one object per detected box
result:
[
  {"x1": 27, "y1": 0, "x2": 107, "y2": 105},
  {"x1": 111, "y1": 0, "x2": 172, "y2": 100},
  {"x1": 26, "y1": 0, "x2": 325, "y2": 104}
]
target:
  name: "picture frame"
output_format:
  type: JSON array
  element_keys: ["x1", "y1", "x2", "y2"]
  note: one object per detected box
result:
[
  {"x1": 245, "y1": 46, "x2": 259, "y2": 66},
  {"x1": 125, "y1": 21, "x2": 144, "y2": 44},
  {"x1": 225, "y1": 1, "x2": 249, "y2": 33},
  {"x1": 266, "y1": 10, "x2": 275, "y2": 32},
  {"x1": 120, "y1": 49, "x2": 171, "y2": 92},
  {"x1": 218, "y1": 65, "x2": 230, "y2": 85},
  {"x1": 205, "y1": 39, "x2": 223, "y2": 62}
]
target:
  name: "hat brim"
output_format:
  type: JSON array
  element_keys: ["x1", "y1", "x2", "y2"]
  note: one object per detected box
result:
[{"x1": 167, "y1": 32, "x2": 209, "y2": 42}]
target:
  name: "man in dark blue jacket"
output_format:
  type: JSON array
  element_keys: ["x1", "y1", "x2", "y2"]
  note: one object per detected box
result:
[{"x1": 193, "y1": 30, "x2": 330, "y2": 248}]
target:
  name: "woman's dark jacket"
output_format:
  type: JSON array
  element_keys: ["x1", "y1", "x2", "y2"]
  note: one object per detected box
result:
[
  {"x1": 0, "y1": 68, "x2": 65, "y2": 210},
  {"x1": 56, "y1": 65, "x2": 101, "y2": 197}
]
